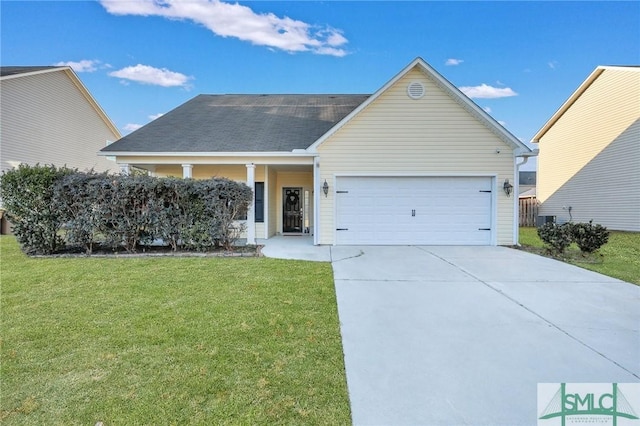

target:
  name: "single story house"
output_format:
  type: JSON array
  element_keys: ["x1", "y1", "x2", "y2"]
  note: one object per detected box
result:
[
  {"x1": 1, "y1": 66, "x2": 120, "y2": 175},
  {"x1": 532, "y1": 66, "x2": 639, "y2": 231},
  {"x1": 101, "y1": 57, "x2": 534, "y2": 246}
]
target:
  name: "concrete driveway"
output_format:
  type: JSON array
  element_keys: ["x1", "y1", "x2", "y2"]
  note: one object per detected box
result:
[{"x1": 331, "y1": 245, "x2": 640, "y2": 425}]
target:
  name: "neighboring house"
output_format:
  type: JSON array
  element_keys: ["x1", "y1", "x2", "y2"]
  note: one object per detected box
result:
[
  {"x1": 519, "y1": 171, "x2": 536, "y2": 196},
  {"x1": 0, "y1": 66, "x2": 120, "y2": 174},
  {"x1": 532, "y1": 66, "x2": 640, "y2": 231},
  {"x1": 101, "y1": 57, "x2": 534, "y2": 246}
]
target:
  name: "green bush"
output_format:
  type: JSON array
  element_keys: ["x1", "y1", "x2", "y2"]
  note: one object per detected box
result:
[
  {"x1": 1, "y1": 168, "x2": 252, "y2": 255},
  {"x1": 54, "y1": 171, "x2": 110, "y2": 254},
  {"x1": 537, "y1": 222, "x2": 572, "y2": 255},
  {"x1": 0, "y1": 164, "x2": 74, "y2": 254},
  {"x1": 568, "y1": 220, "x2": 610, "y2": 253}
]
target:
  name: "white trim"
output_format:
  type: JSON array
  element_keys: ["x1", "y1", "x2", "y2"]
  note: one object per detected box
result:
[
  {"x1": 245, "y1": 163, "x2": 256, "y2": 245},
  {"x1": 263, "y1": 166, "x2": 270, "y2": 240},
  {"x1": 181, "y1": 164, "x2": 193, "y2": 178},
  {"x1": 491, "y1": 176, "x2": 498, "y2": 246},
  {"x1": 0, "y1": 66, "x2": 67, "y2": 81},
  {"x1": 313, "y1": 157, "x2": 320, "y2": 245},
  {"x1": 307, "y1": 57, "x2": 530, "y2": 154}
]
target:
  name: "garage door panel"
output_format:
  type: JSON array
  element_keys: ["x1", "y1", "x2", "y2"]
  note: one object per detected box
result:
[{"x1": 336, "y1": 176, "x2": 493, "y2": 245}]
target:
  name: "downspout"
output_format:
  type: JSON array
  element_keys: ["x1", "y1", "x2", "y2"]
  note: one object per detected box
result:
[{"x1": 514, "y1": 149, "x2": 539, "y2": 245}]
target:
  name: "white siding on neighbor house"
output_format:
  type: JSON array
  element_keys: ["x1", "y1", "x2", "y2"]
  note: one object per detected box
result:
[
  {"x1": 317, "y1": 68, "x2": 516, "y2": 245},
  {"x1": 537, "y1": 69, "x2": 640, "y2": 231},
  {"x1": 1, "y1": 70, "x2": 119, "y2": 174}
]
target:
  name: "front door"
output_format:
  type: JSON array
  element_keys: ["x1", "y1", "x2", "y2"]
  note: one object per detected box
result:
[{"x1": 283, "y1": 187, "x2": 303, "y2": 233}]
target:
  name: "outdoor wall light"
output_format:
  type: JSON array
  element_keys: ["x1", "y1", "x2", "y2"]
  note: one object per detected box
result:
[
  {"x1": 503, "y1": 179, "x2": 513, "y2": 197},
  {"x1": 322, "y1": 180, "x2": 329, "y2": 197}
]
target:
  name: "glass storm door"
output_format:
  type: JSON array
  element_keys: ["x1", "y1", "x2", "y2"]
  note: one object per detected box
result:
[{"x1": 283, "y1": 187, "x2": 303, "y2": 233}]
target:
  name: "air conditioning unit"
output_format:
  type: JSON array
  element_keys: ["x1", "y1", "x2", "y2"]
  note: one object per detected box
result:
[{"x1": 536, "y1": 215, "x2": 556, "y2": 227}]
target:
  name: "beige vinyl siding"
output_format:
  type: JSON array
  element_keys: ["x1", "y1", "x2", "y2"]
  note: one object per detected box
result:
[
  {"x1": 1, "y1": 70, "x2": 118, "y2": 174},
  {"x1": 537, "y1": 69, "x2": 640, "y2": 231},
  {"x1": 317, "y1": 68, "x2": 515, "y2": 245}
]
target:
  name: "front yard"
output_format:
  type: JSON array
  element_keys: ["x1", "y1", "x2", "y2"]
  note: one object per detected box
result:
[
  {"x1": 519, "y1": 227, "x2": 640, "y2": 285},
  {"x1": 0, "y1": 237, "x2": 351, "y2": 424}
]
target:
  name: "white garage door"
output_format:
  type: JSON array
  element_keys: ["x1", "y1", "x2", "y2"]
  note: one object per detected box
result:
[{"x1": 335, "y1": 176, "x2": 493, "y2": 245}]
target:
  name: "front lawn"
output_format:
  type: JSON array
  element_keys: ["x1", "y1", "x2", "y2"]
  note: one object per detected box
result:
[
  {"x1": 0, "y1": 237, "x2": 351, "y2": 424},
  {"x1": 519, "y1": 227, "x2": 640, "y2": 285}
]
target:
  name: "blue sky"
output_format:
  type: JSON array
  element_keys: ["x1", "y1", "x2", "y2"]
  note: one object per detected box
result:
[{"x1": 2, "y1": 1, "x2": 639, "y2": 170}]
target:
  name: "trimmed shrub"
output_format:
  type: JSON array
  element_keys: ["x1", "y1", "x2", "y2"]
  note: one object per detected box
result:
[
  {"x1": 180, "y1": 178, "x2": 252, "y2": 251},
  {"x1": 2, "y1": 168, "x2": 252, "y2": 255},
  {"x1": 568, "y1": 221, "x2": 610, "y2": 253},
  {"x1": 99, "y1": 174, "x2": 164, "y2": 252},
  {"x1": 537, "y1": 222, "x2": 572, "y2": 255},
  {"x1": 0, "y1": 164, "x2": 74, "y2": 254},
  {"x1": 151, "y1": 177, "x2": 192, "y2": 251},
  {"x1": 53, "y1": 171, "x2": 110, "y2": 254}
]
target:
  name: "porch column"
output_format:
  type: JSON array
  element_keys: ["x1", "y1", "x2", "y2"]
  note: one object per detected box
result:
[
  {"x1": 182, "y1": 164, "x2": 193, "y2": 179},
  {"x1": 246, "y1": 163, "x2": 256, "y2": 245},
  {"x1": 119, "y1": 163, "x2": 130, "y2": 175}
]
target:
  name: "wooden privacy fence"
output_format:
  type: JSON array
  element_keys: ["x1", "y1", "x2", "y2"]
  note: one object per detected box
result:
[{"x1": 519, "y1": 197, "x2": 539, "y2": 227}]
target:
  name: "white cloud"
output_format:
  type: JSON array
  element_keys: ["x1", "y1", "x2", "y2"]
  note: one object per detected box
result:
[
  {"x1": 148, "y1": 113, "x2": 164, "y2": 120},
  {"x1": 459, "y1": 83, "x2": 518, "y2": 99},
  {"x1": 548, "y1": 60, "x2": 558, "y2": 69},
  {"x1": 109, "y1": 64, "x2": 192, "y2": 87},
  {"x1": 54, "y1": 59, "x2": 101, "y2": 72},
  {"x1": 123, "y1": 123, "x2": 143, "y2": 132},
  {"x1": 498, "y1": 120, "x2": 507, "y2": 126},
  {"x1": 483, "y1": 106, "x2": 492, "y2": 113},
  {"x1": 445, "y1": 58, "x2": 464, "y2": 66},
  {"x1": 100, "y1": 0, "x2": 348, "y2": 57}
]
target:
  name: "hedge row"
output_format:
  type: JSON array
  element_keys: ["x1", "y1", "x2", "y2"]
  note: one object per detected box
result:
[
  {"x1": 537, "y1": 221, "x2": 610, "y2": 255},
  {"x1": 0, "y1": 164, "x2": 253, "y2": 254}
]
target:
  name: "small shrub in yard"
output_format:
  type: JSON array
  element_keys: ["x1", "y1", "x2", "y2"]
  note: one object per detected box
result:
[
  {"x1": 537, "y1": 222, "x2": 572, "y2": 255},
  {"x1": 0, "y1": 164, "x2": 74, "y2": 254},
  {"x1": 569, "y1": 220, "x2": 610, "y2": 253}
]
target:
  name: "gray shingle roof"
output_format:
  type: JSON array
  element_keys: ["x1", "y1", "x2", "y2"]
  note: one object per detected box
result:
[
  {"x1": 0, "y1": 66, "x2": 62, "y2": 77},
  {"x1": 103, "y1": 94, "x2": 370, "y2": 153}
]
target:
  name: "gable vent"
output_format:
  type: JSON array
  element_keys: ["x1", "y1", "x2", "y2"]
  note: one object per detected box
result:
[{"x1": 407, "y1": 82, "x2": 425, "y2": 99}]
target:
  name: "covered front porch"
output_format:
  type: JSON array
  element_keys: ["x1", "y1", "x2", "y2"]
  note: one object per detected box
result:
[{"x1": 116, "y1": 155, "x2": 319, "y2": 245}]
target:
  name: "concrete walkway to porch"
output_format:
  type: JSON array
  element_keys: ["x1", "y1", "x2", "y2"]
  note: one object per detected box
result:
[{"x1": 257, "y1": 235, "x2": 362, "y2": 262}]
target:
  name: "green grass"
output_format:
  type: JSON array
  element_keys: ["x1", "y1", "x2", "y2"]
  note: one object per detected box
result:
[
  {"x1": 0, "y1": 237, "x2": 351, "y2": 425},
  {"x1": 519, "y1": 227, "x2": 640, "y2": 285}
]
